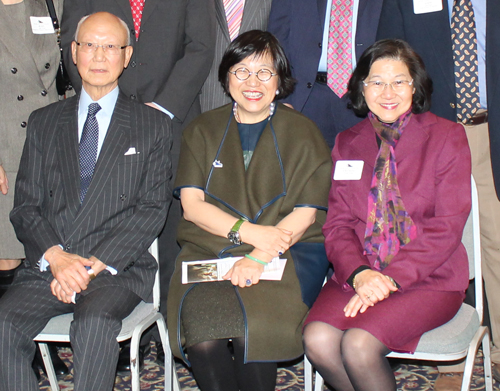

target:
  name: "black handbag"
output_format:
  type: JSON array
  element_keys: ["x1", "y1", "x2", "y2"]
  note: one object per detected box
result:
[{"x1": 45, "y1": 0, "x2": 73, "y2": 96}]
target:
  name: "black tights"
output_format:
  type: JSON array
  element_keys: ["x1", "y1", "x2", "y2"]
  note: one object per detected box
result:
[
  {"x1": 303, "y1": 322, "x2": 395, "y2": 391},
  {"x1": 186, "y1": 338, "x2": 277, "y2": 391}
]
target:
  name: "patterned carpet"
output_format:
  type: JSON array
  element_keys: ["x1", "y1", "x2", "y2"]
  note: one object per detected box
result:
[{"x1": 38, "y1": 344, "x2": 500, "y2": 391}]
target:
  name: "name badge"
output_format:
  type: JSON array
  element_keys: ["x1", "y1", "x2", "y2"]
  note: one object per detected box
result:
[
  {"x1": 413, "y1": 0, "x2": 443, "y2": 14},
  {"x1": 30, "y1": 16, "x2": 55, "y2": 35},
  {"x1": 333, "y1": 160, "x2": 364, "y2": 181}
]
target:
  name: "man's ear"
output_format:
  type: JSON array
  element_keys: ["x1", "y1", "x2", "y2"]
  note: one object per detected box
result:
[
  {"x1": 123, "y1": 46, "x2": 134, "y2": 68},
  {"x1": 71, "y1": 41, "x2": 78, "y2": 65}
]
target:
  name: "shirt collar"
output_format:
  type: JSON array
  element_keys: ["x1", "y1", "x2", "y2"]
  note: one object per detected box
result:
[{"x1": 78, "y1": 86, "x2": 119, "y2": 119}]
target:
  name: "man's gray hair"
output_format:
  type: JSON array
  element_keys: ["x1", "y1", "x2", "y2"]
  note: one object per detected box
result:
[{"x1": 74, "y1": 13, "x2": 131, "y2": 46}]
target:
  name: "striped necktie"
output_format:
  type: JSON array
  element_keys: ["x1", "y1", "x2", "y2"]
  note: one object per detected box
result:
[
  {"x1": 327, "y1": 0, "x2": 353, "y2": 98},
  {"x1": 79, "y1": 103, "x2": 101, "y2": 203},
  {"x1": 224, "y1": 0, "x2": 245, "y2": 41},
  {"x1": 451, "y1": 0, "x2": 481, "y2": 123}
]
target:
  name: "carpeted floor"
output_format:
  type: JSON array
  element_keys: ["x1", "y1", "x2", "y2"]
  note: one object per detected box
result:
[{"x1": 38, "y1": 344, "x2": 500, "y2": 390}]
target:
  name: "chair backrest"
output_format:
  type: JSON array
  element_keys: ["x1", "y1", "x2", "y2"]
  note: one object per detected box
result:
[
  {"x1": 461, "y1": 176, "x2": 483, "y2": 323},
  {"x1": 148, "y1": 238, "x2": 160, "y2": 310}
]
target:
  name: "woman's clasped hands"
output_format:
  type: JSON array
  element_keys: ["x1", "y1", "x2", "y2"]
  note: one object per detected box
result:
[
  {"x1": 344, "y1": 269, "x2": 398, "y2": 318},
  {"x1": 223, "y1": 222, "x2": 292, "y2": 288}
]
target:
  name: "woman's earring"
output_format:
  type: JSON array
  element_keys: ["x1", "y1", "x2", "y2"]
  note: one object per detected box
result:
[{"x1": 276, "y1": 89, "x2": 279, "y2": 95}]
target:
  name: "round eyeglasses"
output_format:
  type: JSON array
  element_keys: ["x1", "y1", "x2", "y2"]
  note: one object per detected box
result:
[
  {"x1": 76, "y1": 42, "x2": 128, "y2": 55},
  {"x1": 229, "y1": 67, "x2": 277, "y2": 82},
  {"x1": 362, "y1": 79, "x2": 414, "y2": 92}
]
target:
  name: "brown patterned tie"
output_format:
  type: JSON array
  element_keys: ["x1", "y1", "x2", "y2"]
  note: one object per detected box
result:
[{"x1": 451, "y1": 0, "x2": 481, "y2": 123}]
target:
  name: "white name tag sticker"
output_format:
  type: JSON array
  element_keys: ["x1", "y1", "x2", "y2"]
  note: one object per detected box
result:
[
  {"x1": 30, "y1": 16, "x2": 55, "y2": 34},
  {"x1": 333, "y1": 160, "x2": 364, "y2": 181},
  {"x1": 413, "y1": 0, "x2": 443, "y2": 14}
]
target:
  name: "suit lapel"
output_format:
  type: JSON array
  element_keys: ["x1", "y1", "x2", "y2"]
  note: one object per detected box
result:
[
  {"x1": 216, "y1": 0, "x2": 231, "y2": 41},
  {"x1": 240, "y1": 0, "x2": 258, "y2": 33},
  {"x1": 317, "y1": 0, "x2": 328, "y2": 25},
  {"x1": 421, "y1": 8, "x2": 455, "y2": 97},
  {"x1": 114, "y1": 0, "x2": 134, "y2": 25},
  {"x1": 57, "y1": 97, "x2": 81, "y2": 221},
  {"x1": 67, "y1": 93, "x2": 131, "y2": 239},
  {"x1": 141, "y1": 0, "x2": 160, "y2": 29}
]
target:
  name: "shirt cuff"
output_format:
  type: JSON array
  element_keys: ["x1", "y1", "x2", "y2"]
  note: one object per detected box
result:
[{"x1": 38, "y1": 244, "x2": 64, "y2": 271}]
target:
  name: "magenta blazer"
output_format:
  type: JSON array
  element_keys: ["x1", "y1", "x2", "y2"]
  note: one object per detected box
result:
[{"x1": 324, "y1": 111, "x2": 472, "y2": 293}]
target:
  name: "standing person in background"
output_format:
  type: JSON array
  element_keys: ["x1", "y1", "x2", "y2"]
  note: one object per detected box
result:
[
  {"x1": 377, "y1": 1, "x2": 500, "y2": 389},
  {"x1": 61, "y1": 0, "x2": 215, "y2": 370},
  {"x1": 0, "y1": 0, "x2": 68, "y2": 378},
  {"x1": 201, "y1": 0, "x2": 273, "y2": 112},
  {"x1": 267, "y1": 0, "x2": 383, "y2": 148}
]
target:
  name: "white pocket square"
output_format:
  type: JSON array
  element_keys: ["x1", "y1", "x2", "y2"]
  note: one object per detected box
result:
[{"x1": 124, "y1": 147, "x2": 137, "y2": 156}]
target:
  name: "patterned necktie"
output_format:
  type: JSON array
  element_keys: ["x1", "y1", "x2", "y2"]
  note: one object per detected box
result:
[
  {"x1": 327, "y1": 0, "x2": 353, "y2": 98},
  {"x1": 79, "y1": 103, "x2": 101, "y2": 203},
  {"x1": 451, "y1": 0, "x2": 481, "y2": 123},
  {"x1": 129, "y1": 0, "x2": 145, "y2": 39},
  {"x1": 224, "y1": 0, "x2": 245, "y2": 41}
]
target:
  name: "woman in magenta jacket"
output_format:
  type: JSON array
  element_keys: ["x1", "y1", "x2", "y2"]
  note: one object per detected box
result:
[{"x1": 303, "y1": 39, "x2": 471, "y2": 391}]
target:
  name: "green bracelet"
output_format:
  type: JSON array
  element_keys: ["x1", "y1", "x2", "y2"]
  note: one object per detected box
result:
[{"x1": 245, "y1": 254, "x2": 267, "y2": 265}]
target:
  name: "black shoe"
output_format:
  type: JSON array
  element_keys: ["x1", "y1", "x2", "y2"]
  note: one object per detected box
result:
[
  {"x1": 33, "y1": 344, "x2": 69, "y2": 378},
  {"x1": 116, "y1": 341, "x2": 148, "y2": 374}
]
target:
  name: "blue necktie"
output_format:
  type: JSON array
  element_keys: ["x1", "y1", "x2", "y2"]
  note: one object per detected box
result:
[{"x1": 79, "y1": 103, "x2": 101, "y2": 203}]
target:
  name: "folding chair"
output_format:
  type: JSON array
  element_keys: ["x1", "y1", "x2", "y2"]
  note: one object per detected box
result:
[
  {"x1": 305, "y1": 177, "x2": 493, "y2": 391},
  {"x1": 34, "y1": 239, "x2": 180, "y2": 391}
]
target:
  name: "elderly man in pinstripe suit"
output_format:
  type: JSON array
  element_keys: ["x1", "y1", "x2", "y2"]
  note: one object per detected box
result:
[{"x1": 0, "y1": 12, "x2": 171, "y2": 391}]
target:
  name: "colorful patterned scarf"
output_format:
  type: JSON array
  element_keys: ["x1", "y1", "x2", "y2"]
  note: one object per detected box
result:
[{"x1": 363, "y1": 109, "x2": 417, "y2": 270}]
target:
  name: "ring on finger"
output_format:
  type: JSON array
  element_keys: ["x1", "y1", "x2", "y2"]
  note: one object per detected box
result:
[
  {"x1": 278, "y1": 247, "x2": 284, "y2": 256},
  {"x1": 245, "y1": 279, "x2": 252, "y2": 286}
]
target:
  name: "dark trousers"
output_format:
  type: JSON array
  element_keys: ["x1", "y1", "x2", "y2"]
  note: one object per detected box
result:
[
  {"x1": 0, "y1": 268, "x2": 141, "y2": 391},
  {"x1": 301, "y1": 81, "x2": 364, "y2": 148}
]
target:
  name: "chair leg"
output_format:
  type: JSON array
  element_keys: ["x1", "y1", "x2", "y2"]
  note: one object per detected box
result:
[
  {"x1": 156, "y1": 317, "x2": 180, "y2": 391},
  {"x1": 461, "y1": 326, "x2": 490, "y2": 391},
  {"x1": 128, "y1": 334, "x2": 141, "y2": 391},
  {"x1": 482, "y1": 329, "x2": 493, "y2": 391},
  {"x1": 38, "y1": 342, "x2": 60, "y2": 391},
  {"x1": 304, "y1": 355, "x2": 313, "y2": 391},
  {"x1": 314, "y1": 371, "x2": 325, "y2": 391}
]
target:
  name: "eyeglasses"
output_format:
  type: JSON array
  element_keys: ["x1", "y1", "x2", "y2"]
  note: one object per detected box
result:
[
  {"x1": 229, "y1": 67, "x2": 277, "y2": 82},
  {"x1": 362, "y1": 79, "x2": 414, "y2": 92},
  {"x1": 76, "y1": 42, "x2": 128, "y2": 55}
]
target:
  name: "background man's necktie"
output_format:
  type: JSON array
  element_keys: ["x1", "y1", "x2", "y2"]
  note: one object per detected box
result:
[
  {"x1": 79, "y1": 103, "x2": 101, "y2": 203},
  {"x1": 451, "y1": 0, "x2": 481, "y2": 123},
  {"x1": 224, "y1": 0, "x2": 245, "y2": 41},
  {"x1": 130, "y1": 0, "x2": 145, "y2": 39},
  {"x1": 327, "y1": 0, "x2": 353, "y2": 98}
]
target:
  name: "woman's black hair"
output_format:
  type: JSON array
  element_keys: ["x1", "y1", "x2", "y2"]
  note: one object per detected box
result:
[
  {"x1": 218, "y1": 30, "x2": 295, "y2": 100},
  {"x1": 348, "y1": 39, "x2": 433, "y2": 116}
]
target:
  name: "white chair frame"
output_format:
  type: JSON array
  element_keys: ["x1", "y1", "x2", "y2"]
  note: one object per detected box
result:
[
  {"x1": 34, "y1": 239, "x2": 180, "y2": 391},
  {"x1": 304, "y1": 177, "x2": 493, "y2": 391}
]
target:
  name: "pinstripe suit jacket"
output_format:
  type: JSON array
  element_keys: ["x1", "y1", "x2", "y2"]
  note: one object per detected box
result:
[
  {"x1": 10, "y1": 92, "x2": 172, "y2": 301},
  {"x1": 200, "y1": 0, "x2": 273, "y2": 113}
]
